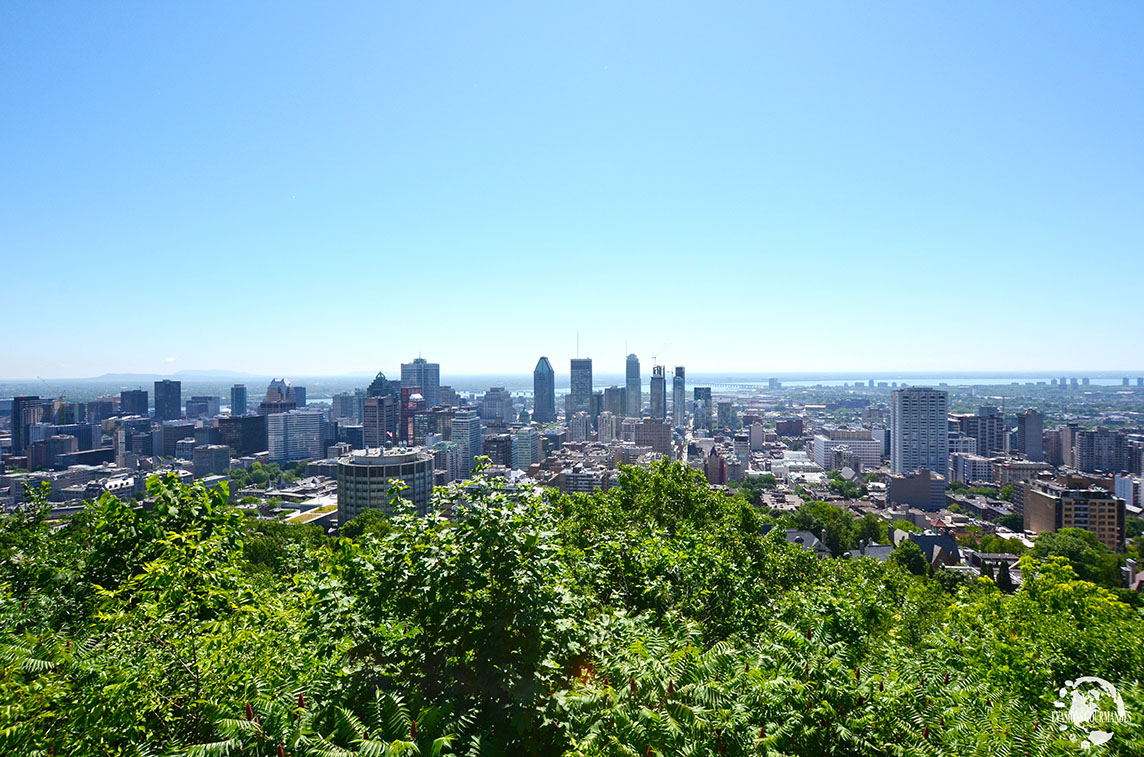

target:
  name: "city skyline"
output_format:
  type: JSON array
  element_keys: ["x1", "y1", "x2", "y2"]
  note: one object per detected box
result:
[{"x1": 3, "y1": 2, "x2": 1143, "y2": 377}]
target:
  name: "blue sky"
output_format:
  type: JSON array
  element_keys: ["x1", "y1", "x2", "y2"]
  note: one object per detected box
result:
[{"x1": 2, "y1": 1, "x2": 1141, "y2": 378}]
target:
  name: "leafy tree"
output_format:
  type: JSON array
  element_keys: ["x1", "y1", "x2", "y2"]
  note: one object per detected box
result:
[
  {"x1": 855, "y1": 512, "x2": 887, "y2": 545},
  {"x1": 997, "y1": 513, "x2": 1024, "y2": 531},
  {"x1": 999, "y1": 484, "x2": 1014, "y2": 502},
  {"x1": 996, "y1": 560, "x2": 1015, "y2": 592},
  {"x1": 339, "y1": 506, "x2": 395, "y2": 540},
  {"x1": 1032, "y1": 528, "x2": 1120, "y2": 586},
  {"x1": 892, "y1": 519, "x2": 920, "y2": 533},
  {"x1": 890, "y1": 539, "x2": 929, "y2": 576}
]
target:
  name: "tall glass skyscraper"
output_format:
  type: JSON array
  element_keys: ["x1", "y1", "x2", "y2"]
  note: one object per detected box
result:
[
  {"x1": 569, "y1": 358, "x2": 593, "y2": 419},
  {"x1": 532, "y1": 356, "x2": 556, "y2": 423},
  {"x1": 672, "y1": 366, "x2": 686, "y2": 426},
  {"x1": 230, "y1": 384, "x2": 247, "y2": 416},
  {"x1": 625, "y1": 354, "x2": 641, "y2": 417},
  {"x1": 400, "y1": 357, "x2": 441, "y2": 407},
  {"x1": 154, "y1": 379, "x2": 182, "y2": 421},
  {"x1": 650, "y1": 366, "x2": 666, "y2": 420}
]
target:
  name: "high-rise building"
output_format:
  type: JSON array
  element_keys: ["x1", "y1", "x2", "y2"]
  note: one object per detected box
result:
[
  {"x1": 954, "y1": 406, "x2": 1006, "y2": 456},
  {"x1": 185, "y1": 396, "x2": 220, "y2": 419},
  {"x1": 515, "y1": 426, "x2": 541, "y2": 469},
  {"x1": 569, "y1": 358, "x2": 593, "y2": 419},
  {"x1": 533, "y1": 357, "x2": 556, "y2": 423},
  {"x1": 230, "y1": 385, "x2": 248, "y2": 416},
  {"x1": 398, "y1": 387, "x2": 426, "y2": 443},
  {"x1": 120, "y1": 389, "x2": 148, "y2": 417},
  {"x1": 267, "y1": 409, "x2": 325, "y2": 462},
  {"x1": 363, "y1": 396, "x2": 398, "y2": 448},
  {"x1": 451, "y1": 410, "x2": 483, "y2": 478},
  {"x1": 431, "y1": 441, "x2": 462, "y2": 483},
  {"x1": 650, "y1": 366, "x2": 666, "y2": 421},
  {"x1": 570, "y1": 411, "x2": 592, "y2": 442},
  {"x1": 332, "y1": 392, "x2": 362, "y2": 422},
  {"x1": 891, "y1": 387, "x2": 949, "y2": 475},
  {"x1": 1073, "y1": 429, "x2": 1129, "y2": 474},
  {"x1": 1016, "y1": 409, "x2": 1044, "y2": 462},
  {"x1": 338, "y1": 447, "x2": 435, "y2": 520},
  {"x1": 634, "y1": 418, "x2": 672, "y2": 457},
  {"x1": 10, "y1": 396, "x2": 43, "y2": 456},
  {"x1": 482, "y1": 434, "x2": 516, "y2": 469},
  {"x1": 693, "y1": 387, "x2": 713, "y2": 429},
  {"x1": 672, "y1": 367, "x2": 686, "y2": 426},
  {"x1": 597, "y1": 411, "x2": 617, "y2": 443},
  {"x1": 154, "y1": 380, "x2": 182, "y2": 421},
  {"x1": 603, "y1": 386, "x2": 626, "y2": 420},
  {"x1": 401, "y1": 358, "x2": 441, "y2": 408},
  {"x1": 480, "y1": 387, "x2": 514, "y2": 423},
  {"x1": 625, "y1": 354, "x2": 641, "y2": 417},
  {"x1": 216, "y1": 414, "x2": 268, "y2": 456},
  {"x1": 259, "y1": 378, "x2": 298, "y2": 415},
  {"x1": 192, "y1": 444, "x2": 231, "y2": 479},
  {"x1": 1024, "y1": 478, "x2": 1125, "y2": 551}
]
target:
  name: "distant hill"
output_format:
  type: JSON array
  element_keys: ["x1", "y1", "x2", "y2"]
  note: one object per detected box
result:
[{"x1": 87, "y1": 369, "x2": 265, "y2": 381}]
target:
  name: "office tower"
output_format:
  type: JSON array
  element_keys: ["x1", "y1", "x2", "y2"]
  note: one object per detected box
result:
[
  {"x1": 955, "y1": 406, "x2": 1006, "y2": 456},
  {"x1": 119, "y1": 389, "x2": 148, "y2": 417},
  {"x1": 532, "y1": 357, "x2": 556, "y2": 422},
  {"x1": 400, "y1": 357, "x2": 441, "y2": 408},
  {"x1": 363, "y1": 395, "x2": 398, "y2": 448},
  {"x1": 367, "y1": 371, "x2": 399, "y2": 399},
  {"x1": 891, "y1": 387, "x2": 950, "y2": 475},
  {"x1": 398, "y1": 387, "x2": 426, "y2": 443},
  {"x1": 1025, "y1": 478, "x2": 1125, "y2": 551},
  {"x1": 625, "y1": 354, "x2": 641, "y2": 417},
  {"x1": 216, "y1": 414, "x2": 268, "y2": 456},
  {"x1": 431, "y1": 441, "x2": 463, "y2": 483},
  {"x1": 192, "y1": 444, "x2": 231, "y2": 479},
  {"x1": 480, "y1": 387, "x2": 514, "y2": 423},
  {"x1": 570, "y1": 411, "x2": 592, "y2": 442},
  {"x1": 717, "y1": 401, "x2": 734, "y2": 429},
  {"x1": 10, "y1": 396, "x2": 43, "y2": 456},
  {"x1": 85, "y1": 399, "x2": 115, "y2": 424},
  {"x1": 451, "y1": 410, "x2": 483, "y2": 478},
  {"x1": 230, "y1": 385, "x2": 247, "y2": 416},
  {"x1": 672, "y1": 367, "x2": 686, "y2": 426},
  {"x1": 338, "y1": 447, "x2": 435, "y2": 521},
  {"x1": 267, "y1": 409, "x2": 325, "y2": 462},
  {"x1": 634, "y1": 418, "x2": 673, "y2": 457},
  {"x1": 1073, "y1": 429, "x2": 1129, "y2": 473},
  {"x1": 515, "y1": 426, "x2": 541, "y2": 469},
  {"x1": 649, "y1": 366, "x2": 666, "y2": 421},
  {"x1": 153, "y1": 421, "x2": 196, "y2": 459},
  {"x1": 597, "y1": 411, "x2": 617, "y2": 443},
  {"x1": 569, "y1": 358, "x2": 593, "y2": 419},
  {"x1": 482, "y1": 434, "x2": 516, "y2": 469},
  {"x1": 1016, "y1": 409, "x2": 1044, "y2": 462},
  {"x1": 185, "y1": 396, "x2": 220, "y2": 419},
  {"x1": 154, "y1": 380, "x2": 182, "y2": 421},
  {"x1": 603, "y1": 386, "x2": 626, "y2": 419},
  {"x1": 332, "y1": 393, "x2": 361, "y2": 421},
  {"x1": 693, "y1": 387, "x2": 713, "y2": 429},
  {"x1": 294, "y1": 386, "x2": 307, "y2": 407},
  {"x1": 259, "y1": 378, "x2": 298, "y2": 415}
]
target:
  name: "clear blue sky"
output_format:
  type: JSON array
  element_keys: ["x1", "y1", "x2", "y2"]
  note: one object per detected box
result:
[{"x1": 2, "y1": 1, "x2": 1141, "y2": 379}]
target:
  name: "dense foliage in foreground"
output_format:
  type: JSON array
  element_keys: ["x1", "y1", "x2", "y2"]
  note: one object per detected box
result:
[{"x1": 2, "y1": 461, "x2": 1142, "y2": 755}]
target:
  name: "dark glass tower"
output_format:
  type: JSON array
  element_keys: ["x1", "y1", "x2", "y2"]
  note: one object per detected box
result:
[
  {"x1": 569, "y1": 358, "x2": 593, "y2": 419},
  {"x1": 532, "y1": 357, "x2": 556, "y2": 423},
  {"x1": 154, "y1": 380, "x2": 182, "y2": 421},
  {"x1": 231, "y1": 384, "x2": 248, "y2": 416},
  {"x1": 625, "y1": 354, "x2": 641, "y2": 417}
]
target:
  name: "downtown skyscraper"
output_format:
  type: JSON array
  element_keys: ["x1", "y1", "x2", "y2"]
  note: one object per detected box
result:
[
  {"x1": 649, "y1": 365, "x2": 666, "y2": 421},
  {"x1": 891, "y1": 387, "x2": 949, "y2": 475},
  {"x1": 400, "y1": 357, "x2": 440, "y2": 408},
  {"x1": 532, "y1": 356, "x2": 556, "y2": 423},
  {"x1": 625, "y1": 354, "x2": 641, "y2": 417},
  {"x1": 568, "y1": 358, "x2": 593, "y2": 419},
  {"x1": 154, "y1": 380, "x2": 182, "y2": 421},
  {"x1": 672, "y1": 366, "x2": 686, "y2": 426}
]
